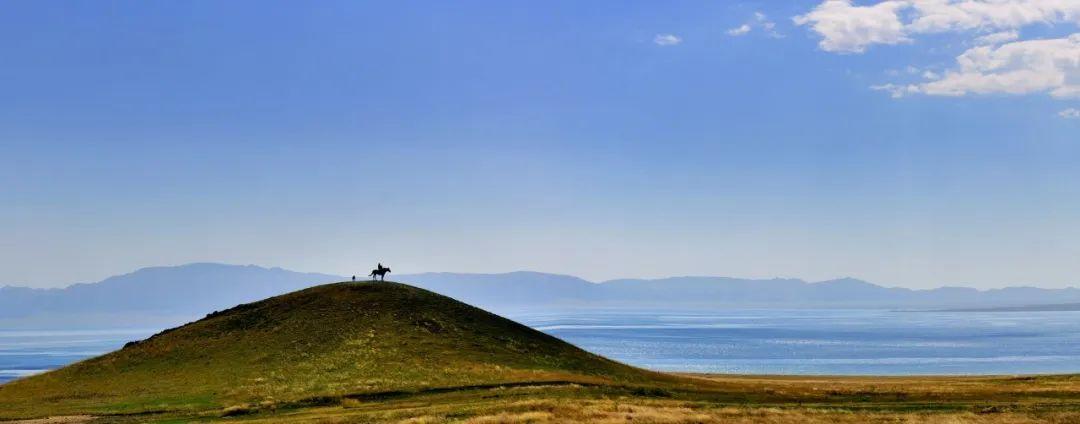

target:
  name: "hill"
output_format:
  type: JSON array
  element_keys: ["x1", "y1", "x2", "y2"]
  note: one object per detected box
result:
[{"x1": 0, "y1": 281, "x2": 654, "y2": 420}]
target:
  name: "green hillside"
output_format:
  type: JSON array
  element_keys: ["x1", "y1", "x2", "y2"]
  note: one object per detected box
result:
[{"x1": 0, "y1": 281, "x2": 657, "y2": 419}]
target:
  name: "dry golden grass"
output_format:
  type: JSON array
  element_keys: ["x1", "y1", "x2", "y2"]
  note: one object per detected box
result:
[
  {"x1": 228, "y1": 396, "x2": 1080, "y2": 424},
  {"x1": 223, "y1": 379, "x2": 1080, "y2": 424},
  {"x1": 683, "y1": 373, "x2": 1080, "y2": 402},
  {"x1": 446, "y1": 401, "x2": 1080, "y2": 424},
  {"x1": 2, "y1": 417, "x2": 96, "y2": 424}
]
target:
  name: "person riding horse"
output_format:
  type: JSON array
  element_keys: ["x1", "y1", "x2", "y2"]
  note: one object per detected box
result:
[{"x1": 369, "y1": 263, "x2": 391, "y2": 281}]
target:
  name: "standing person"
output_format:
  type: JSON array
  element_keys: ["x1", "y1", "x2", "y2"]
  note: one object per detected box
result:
[{"x1": 352, "y1": 275, "x2": 356, "y2": 282}]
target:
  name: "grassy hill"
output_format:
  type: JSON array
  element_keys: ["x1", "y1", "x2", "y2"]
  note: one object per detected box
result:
[{"x1": 0, "y1": 281, "x2": 658, "y2": 419}]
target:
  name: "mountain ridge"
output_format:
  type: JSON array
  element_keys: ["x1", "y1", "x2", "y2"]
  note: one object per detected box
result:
[{"x1": 3, "y1": 263, "x2": 1080, "y2": 329}]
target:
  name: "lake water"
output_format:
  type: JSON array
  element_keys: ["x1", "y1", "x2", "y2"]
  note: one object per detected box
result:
[
  {"x1": 4, "y1": 309, "x2": 1080, "y2": 384},
  {"x1": 518, "y1": 309, "x2": 1080, "y2": 375},
  {"x1": 0, "y1": 329, "x2": 155, "y2": 384}
]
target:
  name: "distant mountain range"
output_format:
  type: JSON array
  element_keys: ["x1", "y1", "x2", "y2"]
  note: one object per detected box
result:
[
  {"x1": 938, "y1": 303, "x2": 1080, "y2": 312},
  {"x1": 403, "y1": 272, "x2": 1080, "y2": 313},
  {"x1": 3, "y1": 263, "x2": 1080, "y2": 328},
  {"x1": 0, "y1": 264, "x2": 340, "y2": 329}
]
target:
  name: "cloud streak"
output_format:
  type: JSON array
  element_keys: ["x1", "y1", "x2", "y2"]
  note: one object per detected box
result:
[
  {"x1": 727, "y1": 24, "x2": 751, "y2": 36},
  {"x1": 653, "y1": 33, "x2": 682, "y2": 46},
  {"x1": 974, "y1": 30, "x2": 1019, "y2": 46},
  {"x1": 729, "y1": 12, "x2": 782, "y2": 38}
]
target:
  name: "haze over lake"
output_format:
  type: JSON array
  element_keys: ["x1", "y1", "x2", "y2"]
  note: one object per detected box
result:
[
  {"x1": 6, "y1": 308, "x2": 1080, "y2": 384},
  {"x1": 528, "y1": 309, "x2": 1080, "y2": 375}
]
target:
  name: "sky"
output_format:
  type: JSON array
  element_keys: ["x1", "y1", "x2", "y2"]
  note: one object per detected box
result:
[{"x1": 2, "y1": 1, "x2": 1079, "y2": 289}]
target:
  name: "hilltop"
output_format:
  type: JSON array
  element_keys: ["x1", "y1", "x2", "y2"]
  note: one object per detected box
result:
[{"x1": 0, "y1": 281, "x2": 655, "y2": 419}]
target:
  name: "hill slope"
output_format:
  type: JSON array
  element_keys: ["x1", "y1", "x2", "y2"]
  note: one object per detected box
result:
[{"x1": 0, "y1": 281, "x2": 652, "y2": 419}]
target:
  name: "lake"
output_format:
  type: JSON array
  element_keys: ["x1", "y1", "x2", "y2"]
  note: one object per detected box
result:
[
  {"x1": 521, "y1": 309, "x2": 1080, "y2": 375},
  {"x1": 0, "y1": 329, "x2": 155, "y2": 384},
  {"x1": 4, "y1": 309, "x2": 1080, "y2": 384}
]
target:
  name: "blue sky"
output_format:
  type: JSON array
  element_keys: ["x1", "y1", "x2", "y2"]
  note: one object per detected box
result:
[{"x1": 3, "y1": 1, "x2": 1079, "y2": 289}]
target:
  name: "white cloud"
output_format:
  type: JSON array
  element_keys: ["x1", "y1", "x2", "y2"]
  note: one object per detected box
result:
[
  {"x1": 796, "y1": 1, "x2": 1080, "y2": 53},
  {"x1": 908, "y1": 34, "x2": 1080, "y2": 98},
  {"x1": 793, "y1": 0, "x2": 912, "y2": 53},
  {"x1": 755, "y1": 12, "x2": 783, "y2": 38},
  {"x1": 907, "y1": 0, "x2": 1080, "y2": 34},
  {"x1": 728, "y1": 12, "x2": 782, "y2": 38},
  {"x1": 653, "y1": 34, "x2": 682, "y2": 46},
  {"x1": 794, "y1": 1, "x2": 1080, "y2": 99},
  {"x1": 871, "y1": 83, "x2": 920, "y2": 98},
  {"x1": 1059, "y1": 107, "x2": 1080, "y2": 118},
  {"x1": 727, "y1": 24, "x2": 752, "y2": 36},
  {"x1": 974, "y1": 30, "x2": 1020, "y2": 45}
]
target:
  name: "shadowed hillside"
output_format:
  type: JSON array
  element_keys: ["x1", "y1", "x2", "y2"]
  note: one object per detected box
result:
[{"x1": 0, "y1": 281, "x2": 656, "y2": 419}]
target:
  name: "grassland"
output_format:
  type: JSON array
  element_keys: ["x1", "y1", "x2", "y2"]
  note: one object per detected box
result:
[
  {"x1": 220, "y1": 374, "x2": 1080, "y2": 423},
  {"x1": 2, "y1": 281, "x2": 1079, "y2": 423},
  {"x1": 9, "y1": 374, "x2": 1080, "y2": 423}
]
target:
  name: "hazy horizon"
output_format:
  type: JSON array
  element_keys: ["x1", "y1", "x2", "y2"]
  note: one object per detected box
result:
[
  {"x1": 4, "y1": 261, "x2": 1078, "y2": 292},
  {"x1": 4, "y1": 1, "x2": 1080, "y2": 289}
]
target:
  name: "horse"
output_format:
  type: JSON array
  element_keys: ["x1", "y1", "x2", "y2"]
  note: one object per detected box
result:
[{"x1": 369, "y1": 266, "x2": 391, "y2": 281}]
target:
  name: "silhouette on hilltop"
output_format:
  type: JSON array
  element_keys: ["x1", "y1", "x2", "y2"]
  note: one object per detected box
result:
[{"x1": 369, "y1": 263, "x2": 391, "y2": 281}]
